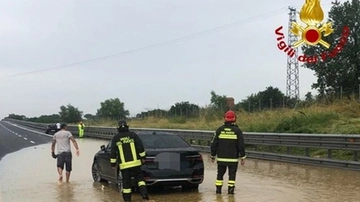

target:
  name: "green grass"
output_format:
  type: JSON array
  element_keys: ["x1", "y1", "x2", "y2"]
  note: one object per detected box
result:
[
  {"x1": 86, "y1": 99, "x2": 360, "y2": 134},
  {"x1": 84, "y1": 99, "x2": 360, "y2": 161}
]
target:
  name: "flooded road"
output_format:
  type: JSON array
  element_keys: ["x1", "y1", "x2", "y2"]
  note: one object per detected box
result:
[{"x1": 1, "y1": 138, "x2": 360, "y2": 202}]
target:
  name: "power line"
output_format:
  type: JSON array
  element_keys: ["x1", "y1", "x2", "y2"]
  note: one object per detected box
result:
[{"x1": 1, "y1": 7, "x2": 288, "y2": 79}]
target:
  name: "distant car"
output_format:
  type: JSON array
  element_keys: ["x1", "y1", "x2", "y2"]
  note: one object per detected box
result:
[
  {"x1": 45, "y1": 124, "x2": 58, "y2": 134},
  {"x1": 91, "y1": 131, "x2": 204, "y2": 191}
]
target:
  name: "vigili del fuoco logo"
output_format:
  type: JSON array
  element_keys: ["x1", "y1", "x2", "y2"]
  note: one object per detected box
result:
[{"x1": 275, "y1": 0, "x2": 350, "y2": 63}]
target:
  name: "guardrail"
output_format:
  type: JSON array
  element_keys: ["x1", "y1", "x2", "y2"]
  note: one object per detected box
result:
[{"x1": 3, "y1": 118, "x2": 360, "y2": 171}]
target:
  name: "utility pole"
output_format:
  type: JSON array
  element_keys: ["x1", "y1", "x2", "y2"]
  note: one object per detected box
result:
[{"x1": 286, "y1": 7, "x2": 300, "y2": 100}]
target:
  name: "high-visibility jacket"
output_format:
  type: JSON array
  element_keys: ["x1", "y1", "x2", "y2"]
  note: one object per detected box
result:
[
  {"x1": 78, "y1": 123, "x2": 85, "y2": 130},
  {"x1": 210, "y1": 122, "x2": 246, "y2": 165},
  {"x1": 110, "y1": 130, "x2": 146, "y2": 170}
]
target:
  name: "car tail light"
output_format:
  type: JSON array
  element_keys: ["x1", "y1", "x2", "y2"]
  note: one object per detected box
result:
[
  {"x1": 142, "y1": 171, "x2": 151, "y2": 180},
  {"x1": 192, "y1": 175, "x2": 204, "y2": 179},
  {"x1": 186, "y1": 154, "x2": 203, "y2": 161},
  {"x1": 145, "y1": 157, "x2": 154, "y2": 162}
]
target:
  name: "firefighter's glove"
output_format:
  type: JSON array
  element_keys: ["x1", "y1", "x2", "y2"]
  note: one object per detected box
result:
[{"x1": 52, "y1": 152, "x2": 58, "y2": 159}]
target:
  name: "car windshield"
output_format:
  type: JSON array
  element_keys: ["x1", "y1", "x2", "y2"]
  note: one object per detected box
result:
[{"x1": 138, "y1": 133, "x2": 190, "y2": 149}]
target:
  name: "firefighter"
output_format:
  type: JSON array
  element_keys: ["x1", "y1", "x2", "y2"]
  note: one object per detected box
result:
[
  {"x1": 78, "y1": 121, "x2": 85, "y2": 138},
  {"x1": 110, "y1": 120, "x2": 150, "y2": 202},
  {"x1": 210, "y1": 110, "x2": 246, "y2": 195}
]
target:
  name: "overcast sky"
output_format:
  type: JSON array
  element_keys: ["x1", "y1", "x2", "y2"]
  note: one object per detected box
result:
[{"x1": 0, "y1": 0, "x2": 341, "y2": 119}]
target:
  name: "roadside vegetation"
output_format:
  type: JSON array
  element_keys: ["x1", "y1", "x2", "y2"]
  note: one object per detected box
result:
[{"x1": 83, "y1": 98, "x2": 360, "y2": 135}]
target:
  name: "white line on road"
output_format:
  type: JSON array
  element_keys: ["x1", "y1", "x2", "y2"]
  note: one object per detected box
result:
[
  {"x1": 4, "y1": 121, "x2": 53, "y2": 137},
  {"x1": 30, "y1": 141, "x2": 35, "y2": 144},
  {"x1": 19, "y1": 135, "x2": 22, "y2": 137},
  {"x1": 24, "y1": 137, "x2": 27, "y2": 140}
]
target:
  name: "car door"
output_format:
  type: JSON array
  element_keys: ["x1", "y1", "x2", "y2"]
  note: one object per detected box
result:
[{"x1": 98, "y1": 141, "x2": 116, "y2": 179}]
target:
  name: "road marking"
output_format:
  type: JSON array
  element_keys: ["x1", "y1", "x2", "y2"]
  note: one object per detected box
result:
[
  {"x1": 15, "y1": 133, "x2": 18, "y2": 135},
  {"x1": 24, "y1": 137, "x2": 27, "y2": 140},
  {"x1": 4, "y1": 121, "x2": 53, "y2": 138},
  {"x1": 19, "y1": 135, "x2": 22, "y2": 137},
  {"x1": 30, "y1": 141, "x2": 35, "y2": 144}
]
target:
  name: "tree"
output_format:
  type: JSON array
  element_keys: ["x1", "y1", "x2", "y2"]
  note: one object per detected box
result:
[
  {"x1": 7, "y1": 114, "x2": 26, "y2": 120},
  {"x1": 59, "y1": 104, "x2": 83, "y2": 123},
  {"x1": 136, "y1": 109, "x2": 168, "y2": 118},
  {"x1": 169, "y1": 101, "x2": 200, "y2": 118},
  {"x1": 238, "y1": 86, "x2": 291, "y2": 112},
  {"x1": 84, "y1": 114, "x2": 96, "y2": 120},
  {"x1": 302, "y1": 0, "x2": 360, "y2": 97},
  {"x1": 96, "y1": 98, "x2": 129, "y2": 120},
  {"x1": 305, "y1": 92, "x2": 315, "y2": 102},
  {"x1": 210, "y1": 91, "x2": 228, "y2": 112},
  {"x1": 28, "y1": 114, "x2": 61, "y2": 123}
]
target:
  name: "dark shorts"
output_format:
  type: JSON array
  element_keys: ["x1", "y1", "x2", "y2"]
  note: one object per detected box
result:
[{"x1": 57, "y1": 152, "x2": 72, "y2": 172}]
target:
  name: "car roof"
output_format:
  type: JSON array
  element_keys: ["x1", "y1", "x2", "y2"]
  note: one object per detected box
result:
[{"x1": 134, "y1": 131, "x2": 179, "y2": 136}]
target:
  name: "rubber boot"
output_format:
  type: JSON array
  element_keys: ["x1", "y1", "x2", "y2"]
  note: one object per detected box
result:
[
  {"x1": 216, "y1": 186, "x2": 222, "y2": 194},
  {"x1": 123, "y1": 193, "x2": 131, "y2": 202},
  {"x1": 228, "y1": 186, "x2": 235, "y2": 194},
  {"x1": 139, "y1": 185, "x2": 149, "y2": 200}
]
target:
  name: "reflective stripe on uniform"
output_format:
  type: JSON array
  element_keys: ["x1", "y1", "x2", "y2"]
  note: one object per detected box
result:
[
  {"x1": 138, "y1": 181, "x2": 146, "y2": 186},
  {"x1": 216, "y1": 158, "x2": 238, "y2": 162},
  {"x1": 110, "y1": 158, "x2": 116, "y2": 163},
  {"x1": 139, "y1": 151, "x2": 146, "y2": 157},
  {"x1": 219, "y1": 134, "x2": 237, "y2": 139},
  {"x1": 130, "y1": 142, "x2": 138, "y2": 162},
  {"x1": 215, "y1": 180, "x2": 223, "y2": 186},
  {"x1": 119, "y1": 160, "x2": 142, "y2": 170},
  {"x1": 228, "y1": 180, "x2": 236, "y2": 187},
  {"x1": 118, "y1": 144, "x2": 126, "y2": 164},
  {"x1": 123, "y1": 188, "x2": 131, "y2": 193}
]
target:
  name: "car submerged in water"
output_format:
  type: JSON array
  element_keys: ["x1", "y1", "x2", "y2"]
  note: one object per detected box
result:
[{"x1": 91, "y1": 131, "x2": 204, "y2": 190}]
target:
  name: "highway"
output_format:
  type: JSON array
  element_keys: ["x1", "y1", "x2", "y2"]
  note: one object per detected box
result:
[
  {"x1": 1, "y1": 121, "x2": 360, "y2": 202},
  {"x1": 0, "y1": 121, "x2": 52, "y2": 161}
]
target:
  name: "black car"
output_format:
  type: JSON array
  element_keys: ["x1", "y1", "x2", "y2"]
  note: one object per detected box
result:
[
  {"x1": 45, "y1": 124, "x2": 58, "y2": 134},
  {"x1": 91, "y1": 131, "x2": 204, "y2": 190}
]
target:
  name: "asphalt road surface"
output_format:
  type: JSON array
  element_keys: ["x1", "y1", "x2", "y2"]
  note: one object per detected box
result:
[{"x1": 0, "y1": 121, "x2": 52, "y2": 161}]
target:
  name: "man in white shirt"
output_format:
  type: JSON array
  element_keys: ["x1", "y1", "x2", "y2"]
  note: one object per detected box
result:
[{"x1": 51, "y1": 124, "x2": 80, "y2": 183}]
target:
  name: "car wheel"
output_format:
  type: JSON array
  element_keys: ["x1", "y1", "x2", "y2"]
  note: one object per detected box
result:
[
  {"x1": 182, "y1": 184, "x2": 199, "y2": 190},
  {"x1": 117, "y1": 170, "x2": 123, "y2": 192},
  {"x1": 92, "y1": 161, "x2": 107, "y2": 182}
]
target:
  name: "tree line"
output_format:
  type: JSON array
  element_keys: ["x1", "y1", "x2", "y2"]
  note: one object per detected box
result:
[{"x1": 6, "y1": 86, "x2": 318, "y2": 123}]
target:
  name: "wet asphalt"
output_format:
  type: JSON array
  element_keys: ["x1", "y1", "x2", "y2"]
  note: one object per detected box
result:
[{"x1": 1, "y1": 121, "x2": 360, "y2": 202}]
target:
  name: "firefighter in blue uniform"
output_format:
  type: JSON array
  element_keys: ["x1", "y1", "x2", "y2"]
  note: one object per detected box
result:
[
  {"x1": 210, "y1": 110, "x2": 246, "y2": 194},
  {"x1": 110, "y1": 120, "x2": 150, "y2": 202}
]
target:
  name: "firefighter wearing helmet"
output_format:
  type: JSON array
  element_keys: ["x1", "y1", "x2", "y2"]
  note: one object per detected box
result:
[{"x1": 210, "y1": 110, "x2": 246, "y2": 195}]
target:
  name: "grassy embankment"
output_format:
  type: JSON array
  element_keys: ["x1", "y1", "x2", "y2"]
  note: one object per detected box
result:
[{"x1": 85, "y1": 99, "x2": 360, "y2": 161}]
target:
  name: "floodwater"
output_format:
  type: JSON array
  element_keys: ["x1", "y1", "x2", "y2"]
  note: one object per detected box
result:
[{"x1": 1, "y1": 138, "x2": 360, "y2": 202}]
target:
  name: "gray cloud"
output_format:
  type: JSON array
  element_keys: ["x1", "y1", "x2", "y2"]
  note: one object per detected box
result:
[{"x1": 0, "y1": 0, "x2": 338, "y2": 118}]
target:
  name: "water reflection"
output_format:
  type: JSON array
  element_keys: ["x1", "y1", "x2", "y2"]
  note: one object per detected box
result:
[
  {"x1": 1, "y1": 139, "x2": 360, "y2": 202},
  {"x1": 55, "y1": 183, "x2": 75, "y2": 202}
]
